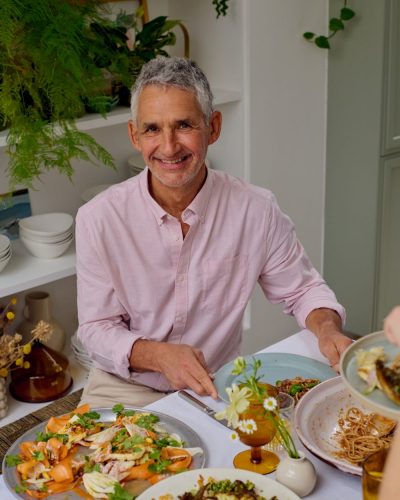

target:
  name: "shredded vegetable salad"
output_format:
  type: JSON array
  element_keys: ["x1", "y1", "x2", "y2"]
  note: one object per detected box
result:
[{"x1": 5, "y1": 404, "x2": 203, "y2": 499}]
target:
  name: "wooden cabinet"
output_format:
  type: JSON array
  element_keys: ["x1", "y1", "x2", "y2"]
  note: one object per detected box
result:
[{"x1": 325, "y1": 0, "x2": 400, "y2": 335}]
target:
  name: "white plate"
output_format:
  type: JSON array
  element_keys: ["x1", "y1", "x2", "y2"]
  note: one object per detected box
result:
[
  {"x1": 3, "y1": 408, "x2": 206, "y2": 499},
  {"x1": 340, "y1": 331, "x2": 400, "y2": 420},
  {"x1": 137, "y1": 467, "x2": 300, "y2": 500},
  {"x1": 294, "y1": 376, "x2": 392, "y2": 476}
]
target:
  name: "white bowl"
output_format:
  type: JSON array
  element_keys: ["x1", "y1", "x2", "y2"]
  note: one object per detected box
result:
[
  {"x1": 0, "y1": 234, "x2": 11, "y2": 254},
  {"x1": 19, "y1": 213, "x2": 73, "y2": 237},
  {"x1": 20, "y1": 233, "x2": 73, "y2": 259},
  {"x1": 294, "y1": 376, "x2": 386, "y2": 476},
  {"x1": 19, "y1": 226, "x2": 73, "y2": 244}
]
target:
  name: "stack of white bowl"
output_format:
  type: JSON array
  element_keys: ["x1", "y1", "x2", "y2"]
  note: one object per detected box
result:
[
  {"x1": 0, "y1": 234, "x2": 12, "y2": 272},
  {"x1": 19, "y1": 213, "x2": 74, "y2": 259},
  {"x1": 71, "y1": 330, "x2": 93, "y2": 371}
]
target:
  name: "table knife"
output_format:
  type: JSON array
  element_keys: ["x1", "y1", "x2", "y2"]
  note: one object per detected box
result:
[{"x1": 178, "y1": 390, "x2": 230, "y2": 429}]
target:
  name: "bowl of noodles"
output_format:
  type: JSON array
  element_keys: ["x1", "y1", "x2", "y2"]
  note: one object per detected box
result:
[{"x1": 294, "y1": 376, "x2": 396, "y2": 475}]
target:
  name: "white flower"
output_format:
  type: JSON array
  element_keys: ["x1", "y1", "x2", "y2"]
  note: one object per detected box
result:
[
  {"x1": 263, "y1": 397, "x2": 278, "y2": 412},
  {"x1": 238, "y1": 419, "x2": 257, "y2": 434},
  {"x1": 229, "y1": 431, "x2": 239, "y2": 441},
  {"x1": 215, "y1": 384, "x2": 252, "y2": 428}
]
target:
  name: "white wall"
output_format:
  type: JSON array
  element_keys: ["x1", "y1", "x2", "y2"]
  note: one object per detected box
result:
[{"x1": 243, "y1": 0, "x2": 329, "y2": 352}]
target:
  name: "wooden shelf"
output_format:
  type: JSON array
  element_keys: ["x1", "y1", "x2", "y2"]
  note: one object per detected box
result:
[
  {"x1": 0, "y1": 239, "x2": 76, "y2": 298},
  {"x1": 0, "y1": 88, "x2": 241, "y2": 147}
]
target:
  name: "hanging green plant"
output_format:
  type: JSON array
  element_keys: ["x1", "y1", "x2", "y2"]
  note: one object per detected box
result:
[
  {"x1": 0, "y1": 0, "x2": 179, "y2": 188},
  {"x1": 303, "y1": 0, "x2": 356, "y2": 49}
]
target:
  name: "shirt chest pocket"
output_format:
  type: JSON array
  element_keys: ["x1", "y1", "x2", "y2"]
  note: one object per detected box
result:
[{"x1": 200, "y1": 254, "x2": 248, "y2": 312}]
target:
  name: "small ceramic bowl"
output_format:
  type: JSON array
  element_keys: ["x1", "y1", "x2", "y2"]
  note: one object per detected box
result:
[{"x1": 20, "y1": 233, "x2": 73, "y2": 259}]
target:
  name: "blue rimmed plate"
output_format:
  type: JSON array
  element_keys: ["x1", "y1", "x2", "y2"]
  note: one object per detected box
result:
[
  {"x1": 215, "y1": 352, "x2": 336, "y2": 402},
  {"x1": 340, "y1": 330, "x2": 400, "y2": 420}
]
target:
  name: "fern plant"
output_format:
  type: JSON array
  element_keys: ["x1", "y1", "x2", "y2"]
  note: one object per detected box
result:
[{"x1": 0, "y1": 0, "x2": 179, "y2": 188}]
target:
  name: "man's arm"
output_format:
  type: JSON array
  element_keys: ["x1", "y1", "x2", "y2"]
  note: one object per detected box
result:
[
  {"x1": 130, "y1": 340, "x2": 218, "y2": 398},
  {"x1": 305, "y1": 308, "x2": 352, "y2": 371}
]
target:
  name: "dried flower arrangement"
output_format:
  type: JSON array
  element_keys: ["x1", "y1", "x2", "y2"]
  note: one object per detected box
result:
[{"x1": 0, "y1": 298, "x2": 53, "y2": 378}]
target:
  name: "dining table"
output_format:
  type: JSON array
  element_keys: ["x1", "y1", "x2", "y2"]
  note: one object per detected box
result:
[{"x1": 0, "y1": 329, "x2": 362, "y2": 499}]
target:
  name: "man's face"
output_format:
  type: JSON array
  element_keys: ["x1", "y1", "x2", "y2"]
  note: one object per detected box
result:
[{"x1": 128, "y1": 85, "x2": 221, "y2": 191}]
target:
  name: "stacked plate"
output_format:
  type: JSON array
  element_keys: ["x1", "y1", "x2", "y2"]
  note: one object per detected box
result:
[
  {"x1": 0, "y1": 234, "x2": 12, "y2": 272},
  {"x1": 71, "y1": 330, "x2": 93, "y2": 371},
  {"x1": 19, "y1": 213, "x2": 74, "y2": 259}
]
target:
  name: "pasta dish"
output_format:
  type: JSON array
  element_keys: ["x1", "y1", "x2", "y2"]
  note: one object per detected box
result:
[
  {"x1": 332, "y1": 407, "x2": 395, "y2": 465},
  {"x1": 275, "y1": 377, "x2": 320, "y2": 403}
]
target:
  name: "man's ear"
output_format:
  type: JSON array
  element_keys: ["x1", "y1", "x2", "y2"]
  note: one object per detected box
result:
[
  {"x1": 208, "y1": 110, "x2": 222, "y2": 145},
  {"x1": 128, "y1": 120, "x2": 141, "y2": 152}
]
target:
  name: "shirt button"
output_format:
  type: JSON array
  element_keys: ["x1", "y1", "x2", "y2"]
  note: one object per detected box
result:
[{"x1": 176, "y1": 275, "x2": 185, "y2": 283}]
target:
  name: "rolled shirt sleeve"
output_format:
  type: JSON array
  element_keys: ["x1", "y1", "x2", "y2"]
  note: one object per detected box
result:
[{"x1": 258, "y1": 193, "x2": 346, "y2": 328}]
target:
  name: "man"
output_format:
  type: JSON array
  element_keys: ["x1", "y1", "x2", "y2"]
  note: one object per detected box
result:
[{"x1": 76, "y1": 56, "x2": 352, "y2": 408}]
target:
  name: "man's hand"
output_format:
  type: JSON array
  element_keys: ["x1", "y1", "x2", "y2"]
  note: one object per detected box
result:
[
  {"x1": 130, "y1": 340, "x2": 218, "y2": 399},
  {"x1": 305, "y1": 308, "x2": 352, "y2": 371}
]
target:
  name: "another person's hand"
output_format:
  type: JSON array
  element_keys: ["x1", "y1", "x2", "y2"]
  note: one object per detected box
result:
[
  {"x1": 317, "y1": 329, "x2": 353, "y2": 372},
  {"x1": 130, "y1": 340, "x2": 218, "y2": 399},
  {"x1": 383, "y1": 306, "x2": 400, "y2": 346}
]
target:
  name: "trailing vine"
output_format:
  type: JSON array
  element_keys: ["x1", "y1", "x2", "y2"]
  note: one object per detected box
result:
[
  {"x1": 212, "y1": 0, "x2": 229, "y2": 19},
  {"x1": 303, "y1": 0, "x2": 356, "y2": 49}
]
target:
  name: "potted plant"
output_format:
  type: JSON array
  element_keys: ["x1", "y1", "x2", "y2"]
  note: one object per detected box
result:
[{"x1": 0, "y1": 0, "x2": 179, "y2": 188}]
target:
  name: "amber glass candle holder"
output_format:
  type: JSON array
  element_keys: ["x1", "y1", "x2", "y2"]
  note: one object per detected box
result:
[
  {"x1": 9, "y1": 342, "x2": 73, "y2": 402},
  {"x1": 233, "y1": 383, "x2": 280, "y2": 474}
]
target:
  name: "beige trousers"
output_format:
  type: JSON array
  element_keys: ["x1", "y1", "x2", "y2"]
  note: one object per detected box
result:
[{"x1": 79, "y1": 367, "x2": 168, "y2": 408}]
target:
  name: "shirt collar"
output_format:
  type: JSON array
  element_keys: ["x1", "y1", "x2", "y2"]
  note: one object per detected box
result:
[{"x1": 139, "y1": 166, "x2": 215, "y2": 225}]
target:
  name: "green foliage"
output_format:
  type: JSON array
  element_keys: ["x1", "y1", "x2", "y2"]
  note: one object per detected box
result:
[
  {"x1": 303, "y1": 0, "x2": 356, "y2": 50},
  {"x1": 212, "y1": 0, "x2": 229, "y2": 18},
  {"x1": 0, "y1": 0, "x2": 179, "y2": 188}
]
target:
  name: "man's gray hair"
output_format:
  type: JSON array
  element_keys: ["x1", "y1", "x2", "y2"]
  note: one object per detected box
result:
[{"x1": 130, "y1": 57, "x2": 214, "y2": 123}]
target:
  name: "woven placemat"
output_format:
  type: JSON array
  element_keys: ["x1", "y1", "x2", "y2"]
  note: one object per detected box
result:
[{"x1": 0, "y1": 388, "x2": 83, "y2": 471}]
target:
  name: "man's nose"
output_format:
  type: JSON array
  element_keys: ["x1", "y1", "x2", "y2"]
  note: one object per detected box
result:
[{"x1": 160, "y1": 130, "x2": 179, "y2": 155}]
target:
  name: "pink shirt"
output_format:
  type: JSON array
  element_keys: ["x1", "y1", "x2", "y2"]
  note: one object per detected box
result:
[{"x1": 76, "y1": 168, "x2": 345, "y2": 392}]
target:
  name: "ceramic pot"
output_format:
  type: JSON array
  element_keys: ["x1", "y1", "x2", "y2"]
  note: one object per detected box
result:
[
  {"x1": 275, "y1": 451, "x2": 317, "y2": 497},
  {"x1": 18, "y1": 291, "x2": 65, "y2": 352},
  {"x1": 9, "y1": 342, "x2": 72, "y2": 403},
  {"x1": 0, "y1": 377, "x2": 8, "y2": 419}
]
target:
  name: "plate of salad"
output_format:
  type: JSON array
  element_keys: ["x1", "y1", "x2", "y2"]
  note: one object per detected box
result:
[{"x1": 2, "y1": 403, "x2": 205, "y2": 499}]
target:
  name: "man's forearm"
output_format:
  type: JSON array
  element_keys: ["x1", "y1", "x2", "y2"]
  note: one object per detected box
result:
[
  {"x1": 129, "y1": 339, "x2": 162, "y2": 373},
  {"x1": 305, "y1": 308, "x2": 343, "y2": 338}
]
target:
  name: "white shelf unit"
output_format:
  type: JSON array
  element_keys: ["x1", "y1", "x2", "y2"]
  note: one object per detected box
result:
[
  {"x1": 1, "y1": 357, "x2": 88, "y2": 427},
  {"x1": 0, "y1": 239, "x2": 76, "y2": 298},
  {"x1": 0, "y1": 88, "x2": 240, "y2": 147}
]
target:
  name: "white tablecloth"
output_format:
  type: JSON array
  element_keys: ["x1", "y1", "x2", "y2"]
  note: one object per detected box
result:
[{"x1": 0, "y1": 329, "x2": 361, "y2": 499}]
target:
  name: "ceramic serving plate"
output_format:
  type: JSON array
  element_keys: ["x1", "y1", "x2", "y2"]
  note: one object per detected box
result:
[
  {"x1": 294, "y1": 376, "x2": 384, "y2": 476},
  {"x1": 214, "y1": 353, "x2": 336, "y2": 402},
  {"x1": 2, "y1": 408, "x2": 206, "y2": 500},
  {"x1": 340, "y1": 331, "x2": 400, "y2": 420},
  {"x1": 136, "y1": 467, "x2": 300, "y2": 500}
]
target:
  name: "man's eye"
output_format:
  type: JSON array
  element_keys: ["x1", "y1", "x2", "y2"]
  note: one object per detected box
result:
[
  {"x1": 178, "y1": 122, "x2": 191, "y2": 129},
  {"x1": 145, "y1": 125, "x2": 158, "y2": 133}
]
